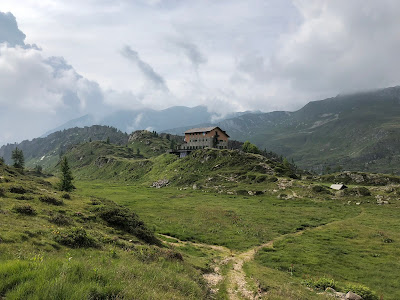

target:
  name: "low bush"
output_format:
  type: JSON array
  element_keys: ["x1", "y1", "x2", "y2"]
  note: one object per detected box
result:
[
  {"x1": 0, "y1": 187, "x2": 5, "y2": 197},
  {"x1": 95, "y1": 204, "x2": 159, "y2": 245},
  {"x1": 135, "y1": 246, "x2": 183, "y2": 262},
  {"x1": 39, "y1": 195, "x2": 63, "y2": 206},
  {"x1": 267, "y1": 176, "x2": 278, "y2": 182},
  {"x1": 54, "y1": 227, "x2": 97, "y2": 248},
  {"x1": 61, "y1": 193, "x2": 71, "y2": 199},
  {"x1": 49, "y1": 213, "x2": 72, "y2": 226},
  {"x1": 12, "y1": 204, "x2": 36, "y2": 215},
  {"x1": 343, "y1": 187, "x2": 371, "y2": 197},
  {"x1": 236, "y1": 190, "x2": 249, "y2": 196},
  {"x1": 344, "y1": 284, "x2": 378, "y2": 300},
  {"x1": 9, "y1": 186, "x2": 27, "y2": 194},
  {"x1": 15, "y1": 195, "x2": 34, "y2": 200},
  {"x1": 312, "y1": 185, "x2": 332, "y2": 194},
  {"x1": 302, "y1": 276, "x2": 336, "y2": 290},
  {"x1": 255, "y1": 175, "x2": 267, "y2": 183}
]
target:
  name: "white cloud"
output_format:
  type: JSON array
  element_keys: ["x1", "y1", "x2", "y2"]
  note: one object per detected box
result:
[{"x1": 1, "y1": 1, "x2": 400, "y2": 144}]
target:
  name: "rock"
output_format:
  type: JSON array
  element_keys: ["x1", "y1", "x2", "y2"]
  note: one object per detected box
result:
[
  {"x1": 345, "y1": 291, "x2": 362, "y2": 300},
  {"x1": 325, "y1": 287, "x2": 336, "y2": 293},
  {"x1": 192, "y1": 184, "x2": 198, "y2": 190},
  {"x1": 151, "y1": 179, "x2": 169, "y2": 188}
]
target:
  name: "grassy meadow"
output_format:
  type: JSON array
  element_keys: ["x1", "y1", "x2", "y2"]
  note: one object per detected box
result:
[{"x1": 75, "y1": 181, "x2": 360, "y2": 251}]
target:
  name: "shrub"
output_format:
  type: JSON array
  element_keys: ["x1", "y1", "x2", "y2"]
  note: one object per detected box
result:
[
  {"x1": 236, "y1": 190, "x2": 249, "y2": 196},
  {"x1": 39, "y1": 195, "x2": 63, "y2": 206},
  {"x1": 15, "y1": 195, "x2": 34, "y2": 200},
  {"x1": 49, "y1": 213, "x2": 72, "y2": 226},
  {"x1": 9, "y1": 186, "x2": 27, "y2": 194},
  {"x1": 61, "y1": 193, "x2": 71, "y2": 199},
  {"x1": 0, "y1": 187, "x2": 5, "y2": 197},
  {"x1": 12, "y1": 204, "x2": 36, "y2": 215},
  {"x1": 267, "y1": 176, "x2": 278, "y2": 182},
  {"x1": 344, "y1": 284, "x2": 378, "y2": 300},
  {"x1": 135, "y1": 246, "x2": 183, "y2": 262},
  {"x1": 357, "y1": 187, "x2": 371, "y2": 196},
  {"x1": 302, "y1": 276, "x2": 336, "y2": 290},
  {"x1": 312, "y1": 185, "x2": 332, "y2": 194},
  {"x1": 54, "y1": 227, "x2": 97, "y2": 248},
  {"x1": 344, "y1": 187, "x2": 371, "y2": 197},
  {"x1": 256, "y1": 175, "x2": 267, "y2": 183},
  {"x1": 96, "y1": 205, "x2": 159, "y2": 245}
]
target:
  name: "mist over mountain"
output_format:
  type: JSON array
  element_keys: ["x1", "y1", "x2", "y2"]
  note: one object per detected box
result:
[{"x1": 43, "y1": 106, "x2": 257, "y2": 137}]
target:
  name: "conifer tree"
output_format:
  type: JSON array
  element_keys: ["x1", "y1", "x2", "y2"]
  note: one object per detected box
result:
[
  {"x1": 11, "y1": 147, "x2": 24, "y2": 170},
  {"x1": 59, "y1": 157, "x2": 74, "y2": 192}
]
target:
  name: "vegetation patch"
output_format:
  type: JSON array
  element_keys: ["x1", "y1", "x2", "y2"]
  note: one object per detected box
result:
[
  {"x1": 9, "y1": 186, "x2": 28, "y2": 194},
  {"x1": 49, "y1": 213, "x2": 73, "y2": 226},
  {"x1": 94, "y1": 202, "x2": 159, "y2": 245},
  {"x1": 39, "y1": 195, "x2": 64, "y2": 206},
  {"x1": 12, "y1": 204, "x2": 36, "y2": 215},
  {"x1": 15, "y1": 195, "x2": 34, "y2": 200},
  {"x1": 311, "y1": 185, "x2": 332, "y2": 194},
  {"x1": 54, "y1": 227, "x2": 97, "y2": 248}
]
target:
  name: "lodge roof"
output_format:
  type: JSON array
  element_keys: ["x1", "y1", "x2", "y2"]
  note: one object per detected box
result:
[{"x1": 184, "y1": 126, "x2": 230, "y2": 137}]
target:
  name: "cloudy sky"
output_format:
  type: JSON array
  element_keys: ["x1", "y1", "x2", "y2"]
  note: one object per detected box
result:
[{"x1": 1, "y1": 0, "x2": 400, "y2": 145}]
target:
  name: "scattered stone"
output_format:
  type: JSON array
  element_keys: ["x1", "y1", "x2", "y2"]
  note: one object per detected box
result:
[
  {"x1": 356, "y1": 202, "x2": 361, "y2": 205},
  {"x1": 151, "y1": 179, "x2": 169, "y2": 188},
  {"x1": 376, "y1": 195, "x2": 390, "y2": 205},
  {"x1": 345, "y1": 291, "x2": 362, "y2": 300}
]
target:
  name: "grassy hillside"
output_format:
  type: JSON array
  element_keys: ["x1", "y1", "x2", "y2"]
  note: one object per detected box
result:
[
  {"x1": 0, "y1": 125, "x2": 128, "y2": 169},
  {"x1": 169, "y1": 86, "x2": 400, "y2": 174},
  {"x1": 0, "y1": 161, "x2": 207, "y2": 299}
]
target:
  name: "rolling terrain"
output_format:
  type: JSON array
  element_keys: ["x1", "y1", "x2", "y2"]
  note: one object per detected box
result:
[
  {"x1": 1, "y1": 127, "x2": 400, "y2": 299},
  {"x1": 168, "y1": 86, "x2": 400, "y2": 174}
]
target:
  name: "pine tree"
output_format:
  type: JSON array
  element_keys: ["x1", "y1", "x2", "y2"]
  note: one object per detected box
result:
[
  {"x1": 11, "y1": 147, "x2": 24, "y2": 170},
  {"x1": 59, "y1": 157, "x2": 74, "y2": 192}
]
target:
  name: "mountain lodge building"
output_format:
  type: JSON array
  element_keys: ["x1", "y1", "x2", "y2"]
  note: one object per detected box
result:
[
  {"x1": 168, "y1": 126, "x2": 230, "y2": 158},
  {"x1": 181, "y1": 127, "x2": 229, "y2": 150}
]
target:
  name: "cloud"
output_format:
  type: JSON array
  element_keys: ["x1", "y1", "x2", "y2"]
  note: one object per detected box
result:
[
  {"x1": 0, "y1": 11, "x2": 39, "y2": 49},
  {"x1": 0, "y1": 38, "x2": 105, "y2": 145},
  {"x1": 172, "y1": 39, "x2": 207, "y2": 69},
  {"x1": 0, "y1": 12, "x2": 26, "y2": 46},
  {"x1": 236, "y1": 0, "x2": 400, "y2": 103},
  {"x1": 120, "y1": 45, "x2": 169, "y2": 91}
]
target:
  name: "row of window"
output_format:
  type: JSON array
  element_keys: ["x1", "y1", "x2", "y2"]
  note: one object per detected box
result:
[
  {"x1": 189, "y1": 139, "x2": 208, "y2": 142},
  {"x1": 182, "y1": 145, "x2": 227, "y2": 150}
]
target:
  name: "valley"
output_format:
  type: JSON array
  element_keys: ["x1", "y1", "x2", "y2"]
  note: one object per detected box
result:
[{"x1": 1, "y1": 133, "x2": 399, "y2": 299}]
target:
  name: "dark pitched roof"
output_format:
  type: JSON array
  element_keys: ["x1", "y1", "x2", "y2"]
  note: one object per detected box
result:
[{"x1": 184, "y1": 126, "x2": 230, "y2": 137}]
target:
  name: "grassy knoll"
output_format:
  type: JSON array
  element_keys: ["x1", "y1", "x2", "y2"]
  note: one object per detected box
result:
[
  {"x1": 247, "y1": 203, "x2": 400, "y2": 299},
  {"x1": 76, "y1": 181, "x2": 360, "y2": 251},
  {"x1": 0, "y1": 163, "x2": 207, "y2": 299}
]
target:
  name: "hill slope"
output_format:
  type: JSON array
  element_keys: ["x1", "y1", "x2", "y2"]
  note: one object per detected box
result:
[
  {"x1": 0, "y1": 161, "x2": 207, "y2": 299},
  {"x1": 169, "y1": 86, "x2": 400, "y2": 174},
  {"x1": 0, "y1": 126, "x2": 128, "y2": 168}
]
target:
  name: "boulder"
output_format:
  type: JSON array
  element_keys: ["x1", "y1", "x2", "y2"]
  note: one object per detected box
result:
[{"x1": 345, "y1": 291, "x2": 362, "y2": 300}]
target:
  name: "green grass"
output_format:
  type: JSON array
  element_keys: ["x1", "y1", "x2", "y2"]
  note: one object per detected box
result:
[
  {"x1": 0, "y1": 248, "x2": 206, "y2": 299},
  {"x1": 0, "y1": 163, "x2": 208, "y2": 299},
  {"x1": 75, "y1": 181, "x2": 360, "y2": 251},
  {"x1": 249, "y1": 204, "x2": 400, "y2": 299}
]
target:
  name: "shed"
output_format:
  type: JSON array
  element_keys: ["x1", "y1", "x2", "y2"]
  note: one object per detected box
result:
[{"x1": 330, "y1": 184, "x2": 348, "y2": 190}]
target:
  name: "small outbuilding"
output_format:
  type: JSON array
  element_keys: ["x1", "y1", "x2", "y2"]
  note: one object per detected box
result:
[{"x1": 330, "y1": 184, "x2": 348, "y2": 190}]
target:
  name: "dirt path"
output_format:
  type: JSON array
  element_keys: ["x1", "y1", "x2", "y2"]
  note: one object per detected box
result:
[{"x1": 159, "y1": 207, "x2": 365, "y2": 299}]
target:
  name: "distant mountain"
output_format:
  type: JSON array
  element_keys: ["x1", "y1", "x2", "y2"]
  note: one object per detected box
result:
[
  {"x1": 169, "y1": 86, "x2": 400, "y2": 174},
  {"x1": 0, "y1": 125, "x2": 128, "y2": 168},
  {"x1": 43, "y1": 106, "x2": 255, "y2": 137}
]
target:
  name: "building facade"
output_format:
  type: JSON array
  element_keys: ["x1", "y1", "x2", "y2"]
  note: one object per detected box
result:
[{"x1": 180, "y1": 127, "x2": 229, "y2": 150}]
